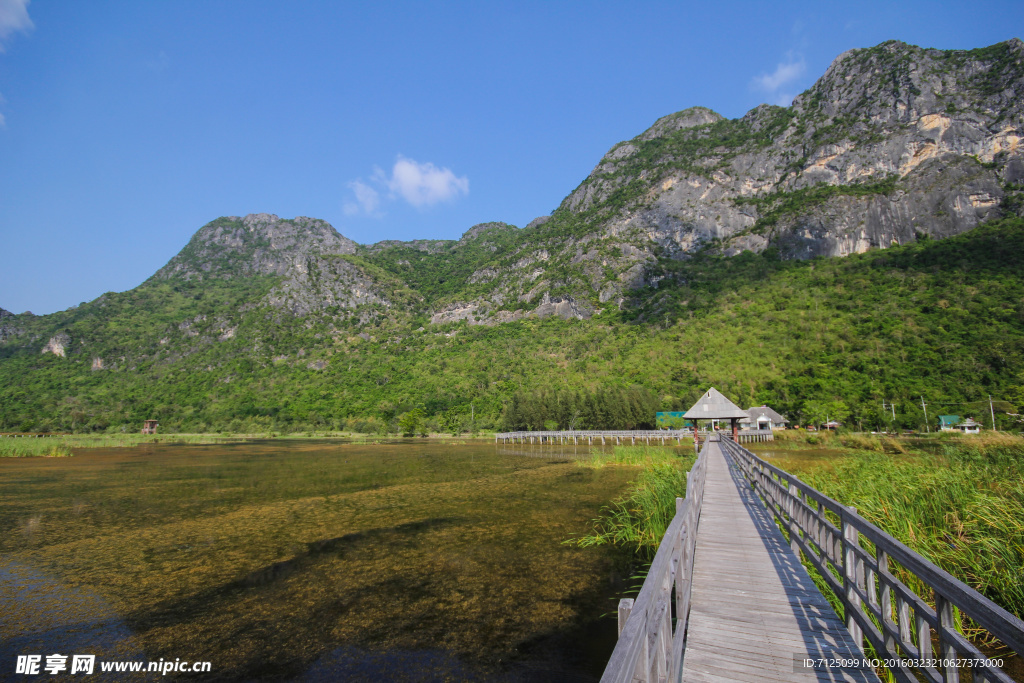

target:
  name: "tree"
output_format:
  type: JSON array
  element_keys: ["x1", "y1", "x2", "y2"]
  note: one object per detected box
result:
[
  {"x1": 802, "y1": 400, "x2": 828, "y2": 428},
  {"x1": 440, "y1": 408, "x2": 462, "y2": 436},
  {"x1": 398, "y1": 408, "x2": 425, "y2": 437}
]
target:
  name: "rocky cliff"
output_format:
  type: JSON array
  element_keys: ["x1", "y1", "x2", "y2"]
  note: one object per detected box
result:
[
  {"x1": 351, "y1": 39, "x2": 1024, "y2": 321},
  {"x1": 6, "y1": 39, "x2": 1024, "y2": 342},
  {"x1": 152, "y1": 213, "x2": 404, "y2": 317},
  {"x1": 124, "y1": 40, "x2": 1024, "y2": 326},
  {"x1": 560, "y1": 39, "x2": 1022, "y2": 259}
]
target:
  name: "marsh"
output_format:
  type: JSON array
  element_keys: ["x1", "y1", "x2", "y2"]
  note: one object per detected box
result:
[{"x1": 0, "y1": 440, "x2": 637, "y2": 681}]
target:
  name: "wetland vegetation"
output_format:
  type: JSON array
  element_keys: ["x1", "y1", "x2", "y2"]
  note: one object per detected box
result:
[
  {"x1": 0, "y1": 440, "x2": 642, "y2": 681},
  {"x1": 753, "y1": 431, "x2": 1024, "y2": 674},
  {"x1": 573, "y1": 445, "x2": 695, "y2": 560}
]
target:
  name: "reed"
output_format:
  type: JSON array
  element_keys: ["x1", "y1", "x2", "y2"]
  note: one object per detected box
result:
[
  {"x1": 0, "y1": 433, "x2": 234, "y2": 457},
  {"x1": 580, "y1": 444, "x2": 684, "y2": 468},
  {"x1": 796, "y1": 438, "x2": 1024, "y2": 622},
  {"x1": 835, "y1": 432, "x2": 908, "y2": 454},
  {"x1": 573, "y1": 446, "x2": 694, "y2": 560},
  {"x1": 0, "y1": 438, "x2": 72, "y2": 457}
]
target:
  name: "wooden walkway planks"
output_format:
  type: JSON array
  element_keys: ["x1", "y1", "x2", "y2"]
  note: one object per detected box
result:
[{"x1": 680, "y1": 441, "x2": 878, "y2": 683}]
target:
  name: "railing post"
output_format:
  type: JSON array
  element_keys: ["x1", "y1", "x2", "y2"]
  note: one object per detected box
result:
[
  {"x1": 842, "y1": 507, "x2": 864, "y2": 652},
  {"x1": 617, "y1": 598, "x2": 634, "y2": 637},
  {"x1": 787, "y1": 482, "x2": 800, "y2": 554},
  {"x1": 936, "y1": 593, "x2": 960, "y2": 683}
]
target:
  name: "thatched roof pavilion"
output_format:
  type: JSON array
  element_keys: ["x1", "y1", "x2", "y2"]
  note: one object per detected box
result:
[{"x1": 683, "y1": 387, "x2": 748, "y2": 439}]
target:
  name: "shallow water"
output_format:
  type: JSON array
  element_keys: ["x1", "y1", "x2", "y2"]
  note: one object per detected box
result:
[{"x1": 0, "y1": 440, "x2": 637, "y2": 681}]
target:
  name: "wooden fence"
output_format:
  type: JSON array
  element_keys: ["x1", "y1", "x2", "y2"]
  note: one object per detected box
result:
[
  {"x1": 495, "y1": 429, "x2": 774, "y2": 445},
  {"x1": 720, "y1": 436, "x2": 1024, "y2": 683},
  {"x1": 599, "y1": 438, "x2": 710, "y2": 682}
]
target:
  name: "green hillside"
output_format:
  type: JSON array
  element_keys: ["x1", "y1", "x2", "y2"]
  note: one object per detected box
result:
[
  {"x1": 4, "y1": 38, "x2": 1024, "y2": 435},
  {"x1": 3, "y1": 217, "x2": 1023, "y2": 434}
]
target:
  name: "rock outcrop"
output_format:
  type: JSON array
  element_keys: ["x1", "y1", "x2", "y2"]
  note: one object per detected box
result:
[
  {"x1": 0, "y1": 308, "x2": 22, "y2": 342},
  {"x1": 264, "y1": 255, "x2": 392, "y2": 316},
  {"x1": 154, "y1": 214, "x2": 357, "y2": 281},
  {"x1": 42, "y1": 334, "x2": 70, "y2": 357}
]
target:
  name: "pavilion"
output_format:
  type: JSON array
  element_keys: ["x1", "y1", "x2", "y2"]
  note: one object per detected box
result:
[{"x1": 682, "y1": 387, "x2": 750, "y2": 440}]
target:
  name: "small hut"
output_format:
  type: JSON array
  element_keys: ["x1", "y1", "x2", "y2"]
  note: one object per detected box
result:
[
  {"x1": 683, "y1": 387, "x2": 750, "y2": 441},
  {"x1": 141, "y1": 420, "x2": 159, "y2": 435},
  {"x1": 955, "y1": 418, "x2": 981, "y2": 434},
  {"x1": 741, "y1": 405, "x2": 789, "y2": 431}
]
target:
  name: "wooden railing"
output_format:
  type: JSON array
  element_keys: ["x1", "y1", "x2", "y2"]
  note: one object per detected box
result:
[
  {"x1": 600, "y1": 438, "x2": 710, "y2": 682},
  {"x1": 720, "y1": 436, "x2": 1024, "y2": 683},
  {"x1": 495, "y1": 429, "x2": 773, "y2": 444}
]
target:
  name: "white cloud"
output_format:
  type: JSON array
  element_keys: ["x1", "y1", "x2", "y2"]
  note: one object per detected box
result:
[
  {"x1": 387, "y1": 156, "x2": 469, "y2": 208},
  {"x1": 343, "y1": 155, "x2": 469, "y2": 216},
  {"x1": 0, "y1": 0, "x2": 33, "y2": 51},
  {"x1": 752, "y1": 55, "x2": 806, "y2": 93},
  {"x1": 343, "y1": 180, "x2": 381, "y2": 216}
]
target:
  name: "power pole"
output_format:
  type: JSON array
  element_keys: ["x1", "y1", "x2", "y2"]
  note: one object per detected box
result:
[
  {"x1": 920, "y1": 396, "x2": 929, "y2": 433},
  {"x1": 989, "y1": 395, "x2": 996, "y2": 432},
  {"x1": 882, "y1": 400, "x2": 896, "y2": 429}
]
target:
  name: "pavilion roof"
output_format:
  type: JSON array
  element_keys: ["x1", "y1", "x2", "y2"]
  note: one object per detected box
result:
[{"x1": 682, "y1": 387, "x2": 750, "y2": 419}]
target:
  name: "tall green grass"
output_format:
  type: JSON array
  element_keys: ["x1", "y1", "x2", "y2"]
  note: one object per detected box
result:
[
  {"x1": 574, "y1": 446, "x2": 694, "y2": 560},
  {"x1": 0, "y1": 433, "x2": 234, "y2": 457},
  {"x1": 0, "y1": 438, "x2": 72, "y2": 457},
  {"x1": 797, "y1": 435, "x2": 1024, "y2": 623}
]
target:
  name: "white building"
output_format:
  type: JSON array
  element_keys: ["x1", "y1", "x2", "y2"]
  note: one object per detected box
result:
[{"x1": 740, "y1": 405, "x2": 789, "y2": 431}]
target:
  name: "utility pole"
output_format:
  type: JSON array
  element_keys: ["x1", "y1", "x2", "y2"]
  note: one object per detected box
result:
[
  {"x1": 989, "y1": 395, "x2": 996, "y2": 432},
  {"x1": 920, "y1": 396, "x2": 929, "y2": 433},
  {"x1": 882, "y1": 400, "x2": 896, "y2": 429}
]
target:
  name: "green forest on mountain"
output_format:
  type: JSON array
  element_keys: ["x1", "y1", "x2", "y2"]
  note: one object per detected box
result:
[{"x1": 3, "y1": 217, "x2": 1024, "y2": 435}]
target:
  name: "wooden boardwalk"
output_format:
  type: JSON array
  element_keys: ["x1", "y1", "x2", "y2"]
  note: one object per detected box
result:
[
  {"x1": 494, "y1": 429, "x2": 775, "y2": 445},
  {"x1": 680, "y1": 440, "x2": 878, "y2": 682}
]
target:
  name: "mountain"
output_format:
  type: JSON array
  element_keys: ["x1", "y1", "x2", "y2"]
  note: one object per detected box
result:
[
  {"x1": 362, "y1": 39, "x2": 1022, "y2": 320},
  {"x1": 2, "y1": 39, "x2": 1024, "y2": 434}
]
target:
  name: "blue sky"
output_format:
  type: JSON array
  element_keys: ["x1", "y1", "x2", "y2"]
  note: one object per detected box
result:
[{"x1": 1, "y1": 1, "x2": 1022, "y2": 315}]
